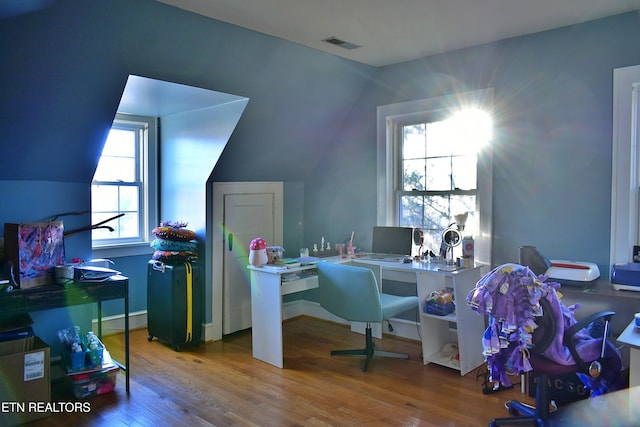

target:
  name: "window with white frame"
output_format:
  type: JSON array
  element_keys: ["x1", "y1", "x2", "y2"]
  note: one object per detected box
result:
[
  {"x1": 91, "y1": 113, "x2": 157, "y2": 255},
  {"x1": 610, "y1": 65, "x2": 640, "y2": 270},
  {"x1": 377, "y1": 89, "x2": 494, "y2": 264}
]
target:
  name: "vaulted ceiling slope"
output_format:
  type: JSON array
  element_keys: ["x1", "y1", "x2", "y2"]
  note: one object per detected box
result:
[
  {"x1": 158, "y1": 0, "x2": 640, "y2": 66},
  {"x1": 0, "y1": 0, "x2": 373, "y2": 183}
]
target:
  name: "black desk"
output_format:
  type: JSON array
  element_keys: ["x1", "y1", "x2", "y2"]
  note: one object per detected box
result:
[{"x1": 0, "y1": 276, "x2": 130, "y2": 393}]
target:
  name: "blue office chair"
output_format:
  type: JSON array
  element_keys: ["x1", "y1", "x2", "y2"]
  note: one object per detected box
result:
[{"x1": 317, "y1": 262, "x2": 419, "y2": 371}]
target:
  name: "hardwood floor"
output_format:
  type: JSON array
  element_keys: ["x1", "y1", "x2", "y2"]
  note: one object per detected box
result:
[{"x1": 29, "y1": 317, "x2": 529, "y2": 426}]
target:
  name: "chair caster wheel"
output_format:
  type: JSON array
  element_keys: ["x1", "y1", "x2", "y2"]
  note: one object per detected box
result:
[{"x1": 147, "y1": 335, "x2": 153, "y2": 342}]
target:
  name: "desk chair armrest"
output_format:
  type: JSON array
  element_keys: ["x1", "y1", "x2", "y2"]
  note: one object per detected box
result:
[{"x1": 564, "y1": 310, "x2": 615, "y2": 372}]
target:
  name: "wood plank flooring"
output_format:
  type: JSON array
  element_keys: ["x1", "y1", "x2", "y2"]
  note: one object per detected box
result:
[{"x1": 28, "y1": 316, "x2": 529, "y2": 426}]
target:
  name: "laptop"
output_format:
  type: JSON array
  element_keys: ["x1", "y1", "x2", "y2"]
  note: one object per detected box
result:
[{"x1": 369, "y1": 226, "x2": 414, "y2": 259}]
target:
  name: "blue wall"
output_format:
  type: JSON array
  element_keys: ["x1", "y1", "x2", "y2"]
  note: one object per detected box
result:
[
  {"x1": 2, "y1": 0, "x2": 640, "y2": 347},
  {"x1": 304, "y1": 11, "x2": 640, "y2": 273},
  {"x1": 0, "y1": 0, "x2": 373, "y2": 345}
]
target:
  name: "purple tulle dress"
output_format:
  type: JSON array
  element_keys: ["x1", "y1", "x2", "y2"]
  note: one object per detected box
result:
[{"x1": 466, "y1": 263, "x2": 622, "y2": 396}]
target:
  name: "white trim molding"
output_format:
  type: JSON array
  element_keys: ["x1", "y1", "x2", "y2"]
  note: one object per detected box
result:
[
  {"x1": 376, "y1": 88, "x2": 494, "y2": 265},
  {"x1": 610, "y1": 65, "x2": 640, "y2": 273}
]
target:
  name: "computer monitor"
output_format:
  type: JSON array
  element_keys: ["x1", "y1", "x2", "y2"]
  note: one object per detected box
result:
[{"x1": 371, "y1": 226, "x2": 414, "y2": 256}]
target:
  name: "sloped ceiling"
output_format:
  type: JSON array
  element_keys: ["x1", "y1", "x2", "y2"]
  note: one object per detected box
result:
[{"x1": 159, "y1": 0, "x2": 640, "y2": 66}]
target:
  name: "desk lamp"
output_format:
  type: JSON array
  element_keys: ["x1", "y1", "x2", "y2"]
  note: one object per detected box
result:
[{"x1": 454, "y1": 212, "x2": 468, "y2": 232}]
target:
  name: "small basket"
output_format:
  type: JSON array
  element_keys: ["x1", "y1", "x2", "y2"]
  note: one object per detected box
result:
[
  {"x1": 87, "y1": 345, "x2": 104, "y2": 368},
  {"x1": 423, "y1": 289, "x2": 455, "y2": 316},
  {"x1": 68, "y1": 350, "x2": 86, "y2": 371},
  {"x1": 59, "y1": 327, "x2": 105, "y2": 372},
  {"x1": 423, "y1": 300, "x2": 455, "y2": 316}
]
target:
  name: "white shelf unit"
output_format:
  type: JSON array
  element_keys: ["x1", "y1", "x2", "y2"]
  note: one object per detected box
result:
[{"x1": 416, "y1": 267, "x2": 486, "y2": 375}]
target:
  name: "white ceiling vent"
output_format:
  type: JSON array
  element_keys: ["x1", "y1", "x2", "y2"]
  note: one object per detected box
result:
[{"x1": 322, "y1": 36, "x2": 361, "y2": 50}]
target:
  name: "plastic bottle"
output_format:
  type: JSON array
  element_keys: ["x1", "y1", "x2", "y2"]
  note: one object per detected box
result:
[
  {"x1": 462, "y1": 236, "x2": 474, "y2": 260},
  {"x1": 87, "y1": 331, "x2": 99, "y2": 350}
]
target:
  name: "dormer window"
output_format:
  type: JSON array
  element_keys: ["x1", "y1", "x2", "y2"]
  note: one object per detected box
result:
[{"x1": 91, "y1": 113, "x2": 158, "y2": 256}]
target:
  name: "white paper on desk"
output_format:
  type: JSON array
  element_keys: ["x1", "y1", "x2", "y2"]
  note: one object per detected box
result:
[{"x1": 75, "y1": 266, "x2": 121, "y2": 282}]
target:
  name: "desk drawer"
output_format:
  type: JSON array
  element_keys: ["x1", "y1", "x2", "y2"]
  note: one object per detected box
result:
[
  {"x1": 0, "y1": 293, "x2": 24, "y2": 312},
  {"x1": 81, "y1": 281, "x2": 127, "y2": 300},
  {"x1": 281, "y1": 275, "x2": 318, "y2": 295},
  {"x1": 23, "y1": 282, "x2": 127, "y2": 310},
  {"x1": 25, "y1": 288, "x2": 88, "y2": 310}
]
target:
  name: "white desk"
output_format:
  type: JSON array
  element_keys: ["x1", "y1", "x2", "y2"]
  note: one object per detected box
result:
[
  {"x1": 618, "y1": 320, "x2": 640, "y2": 387},
  {"x1": 248, "y1": 256, "x2": 487, "y2": 374}
]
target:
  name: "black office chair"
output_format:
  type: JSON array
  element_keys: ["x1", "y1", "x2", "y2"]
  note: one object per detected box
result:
[
  {"x1": 467, "y1": 263, "x2": 623, "y2": 427},
  {"x1": 317, "y1": 262, "x2": 419, "y2": 372}
]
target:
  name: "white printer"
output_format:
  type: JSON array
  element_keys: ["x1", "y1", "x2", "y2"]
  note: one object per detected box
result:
[{"x1": 519, "y1": 246, "x2": 600, "y2": 287}]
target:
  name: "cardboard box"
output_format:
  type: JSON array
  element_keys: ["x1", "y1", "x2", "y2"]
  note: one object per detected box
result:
[
  {"x1": 0, "y1": 336, "x2": 34, "y2": 357},
  {"x1": 0, "y1": 337, "x2": 51, "y2": 426}
]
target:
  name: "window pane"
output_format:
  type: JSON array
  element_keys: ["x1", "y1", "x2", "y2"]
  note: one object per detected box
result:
[
  {"x1": 94, "y1": 127, "x2": 138, "y2": 182},
  {"x1": 399, "y1": 195, "x2": 451, "y2": 230},
  {"x1": 91, "y1": 185, "x2": 119, "y2": 211},
  {"x1": 425, "y1": 120, "x2": 450, "y2": 157},
  {"x1": 451, "y1": 155, "x2": 476, "y2": 190},
  {"x1": 94, "y1": 157, "x2": 136, "y2": 182},
  {"x1": 451, "y1": 195, "x2": 477, "y2": 235},
  {"x1": 91, "y1": 211, "x2": 140, "y2": 240},
  {"x1": 425, "y1": 157, "x2": 451, "y2": 191},
  {"x1": 402, "y1": 124, "x2": 426, "y2": 159},
  {"x1": 119, "y1": 186, "x2": 139, "y2": 212},
  {"x1": 91, "y1": 211, "x2": 121, "y2": 240},
  {"x1": 119, "y1": 212, "x2": 139, "y2": 238},
  {"x1": 399, "y1": 195, "x2": 425, "y2": 227},
  {"x1": 402, "y1": 159, "x2": 425, "y2": 190},
  {"x1": 399, "y1": 194, "x2": 453, "y2": 254},
  {"x1": 399, "y1": 194, "x2": 476, "y2": 250},
  {"x1": 102, "y1": 129, "x2": 136, "y2": 156}
]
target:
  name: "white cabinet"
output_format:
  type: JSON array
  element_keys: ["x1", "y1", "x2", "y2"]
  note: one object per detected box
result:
[{"x1": 416, "y1": 267, "x2": 486, "y2": 375}]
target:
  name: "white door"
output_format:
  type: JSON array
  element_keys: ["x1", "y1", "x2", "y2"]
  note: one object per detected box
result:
[
  {"x1": 212, "y1": 182, "x2": 283, "y2": 340},
  {"x1": 223, "y1": 193, "x2": 276, "y2": 334}
]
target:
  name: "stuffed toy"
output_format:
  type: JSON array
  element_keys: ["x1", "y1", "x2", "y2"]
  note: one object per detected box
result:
[
  {"x1": 150, "y1": 221, "x2": 197, "y2": 263},
  {"x1": 152, "y1": 220, "x2": 196, "y2": 242}
]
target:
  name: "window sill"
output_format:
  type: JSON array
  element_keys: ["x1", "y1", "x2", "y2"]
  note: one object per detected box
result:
[{"x1": 92, "y1": 242, "x2": 154, "y2": 259}]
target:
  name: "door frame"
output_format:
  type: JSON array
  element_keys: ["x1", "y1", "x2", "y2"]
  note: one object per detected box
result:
[
  {"x1": 212, "y1": 182, "x2": 283, "y2": 341},
  {"x1": 611, "y1": 65, "x2": 640, "y2": 271}
]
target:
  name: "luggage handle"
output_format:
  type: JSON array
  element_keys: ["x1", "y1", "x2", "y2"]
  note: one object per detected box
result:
[{"x1": 152, "y1": 260, "x2": 166, "y2": 273}]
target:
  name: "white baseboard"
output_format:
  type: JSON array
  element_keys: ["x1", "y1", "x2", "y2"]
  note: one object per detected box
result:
[
  {"x1": 203, "y1": 323, "x2": 215, "y2": 341},
  {"x1": 91, "y1": 310, "x2": 148, "y2": 336},
  {"x1": 92, "y1": 310, "x2": 214, "y2": 343}
]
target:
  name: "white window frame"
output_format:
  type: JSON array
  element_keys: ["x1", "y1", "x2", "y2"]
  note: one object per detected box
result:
[
  {"x1": 610, "y1": 65, "x2": 640, "y2": 272},
  {"x1": 376, "y1": 89, "x2": 494, "y2": 265},
  {"x1": 91, "y1": 113, "x2": 158, "y2": 258}
]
